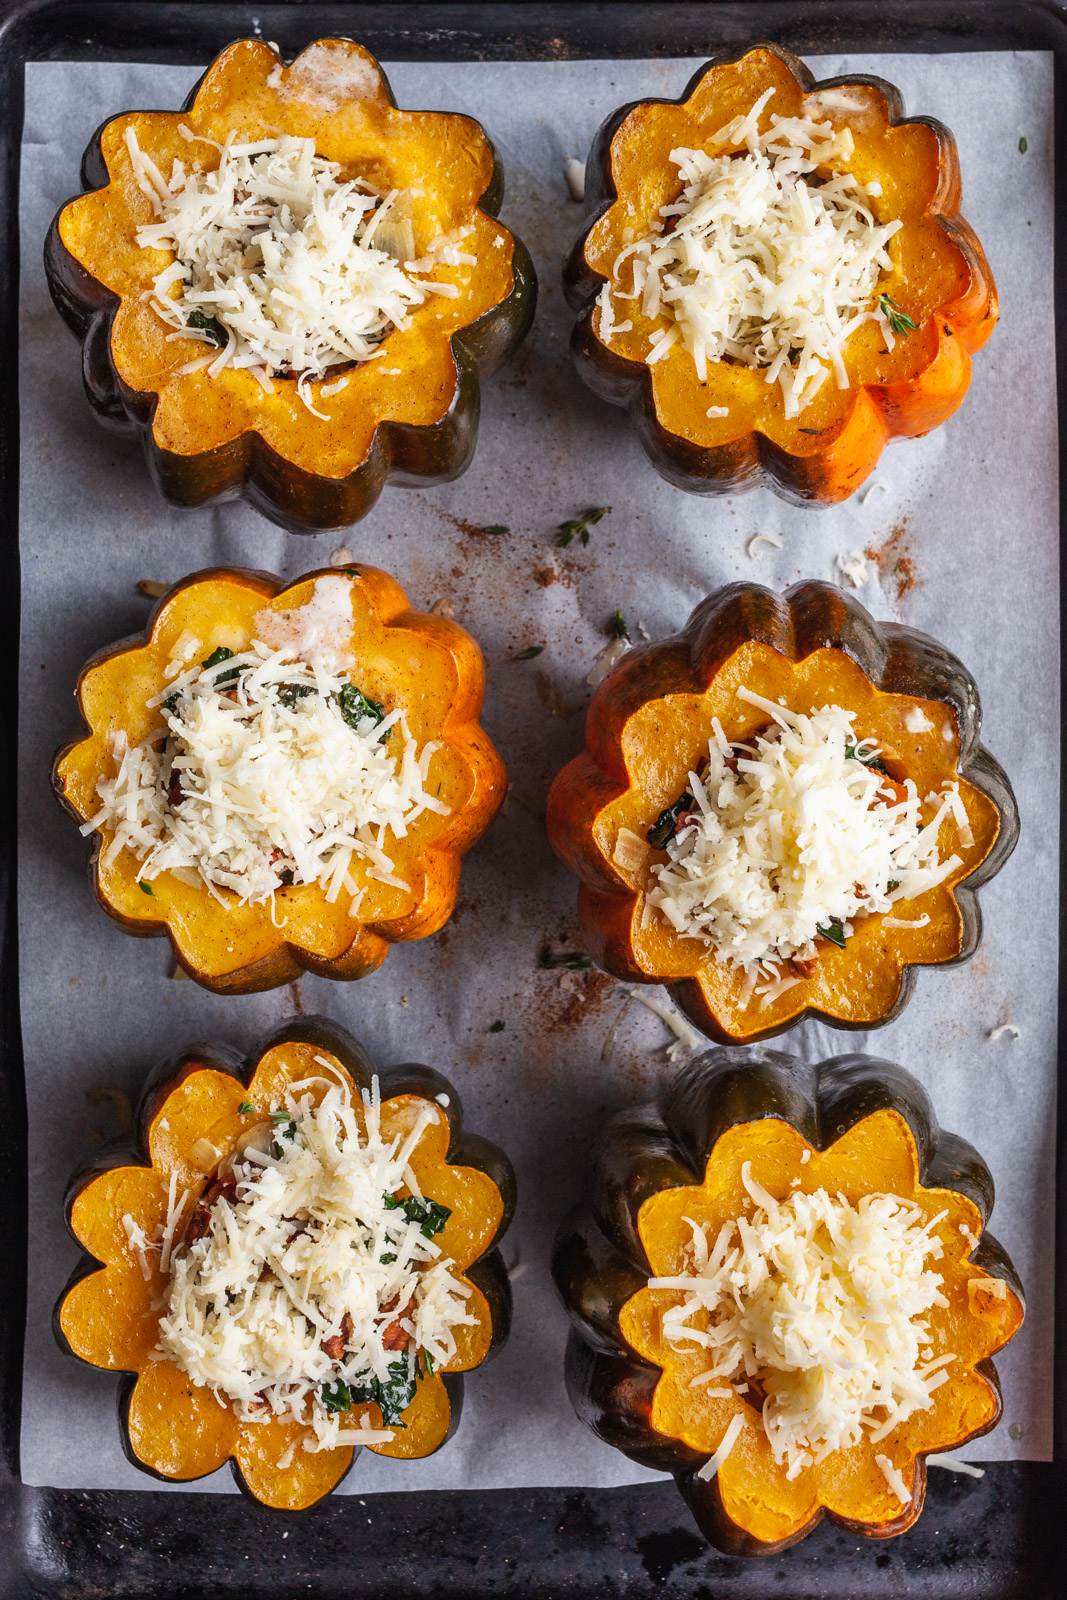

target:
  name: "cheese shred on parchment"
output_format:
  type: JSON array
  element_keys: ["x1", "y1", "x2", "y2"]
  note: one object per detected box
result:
[
  {"x1": 595, "y1": 90, "x2": 903, "y2": 416},
  {"x1": 81, "y1": 633, "x2": 448, "y2": 910},
  {"x1": 127, "y1": 129, "x2": 475, "y2": 411},
  {"x1": 157, "y1": 1069, "x2": 476, "y2": 1455},
  {"x1": 652, "y1": 1164, "x2": 954, "y2": 1481},
  {"x1": 646, "y1": 689, "x2": 962, "y2": 983}
]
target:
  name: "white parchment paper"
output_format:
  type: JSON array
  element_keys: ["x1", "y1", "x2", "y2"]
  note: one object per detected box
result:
[{"x1": 17, "y1": 50, "x2": 1057, "y2": 1492}]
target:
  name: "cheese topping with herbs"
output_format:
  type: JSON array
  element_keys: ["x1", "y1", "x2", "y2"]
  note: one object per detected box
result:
[
  {"x1": 596, "y1": 89, "x2": 904, "y2": 416},
  {"x1": 82, "y1": 587, "x2": 448, "y2": 909},
  {"x1": 156, "y1": 1065, "x2": 476, "y2": 1454},
  {"x1": 653, "y1": 1162, "x2": 953, "y2": 1482},
  {"x1": 127, "y1": 129, "x2": 474, "y2": 412},
  {"x1": 645, "y1": 689, "x2": 963, "y2": 994}
]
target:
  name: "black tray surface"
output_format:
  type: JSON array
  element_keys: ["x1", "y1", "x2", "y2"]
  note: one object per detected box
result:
[{"x1": 1, "y1": 3, "x2": 1064, "y2": 1597}]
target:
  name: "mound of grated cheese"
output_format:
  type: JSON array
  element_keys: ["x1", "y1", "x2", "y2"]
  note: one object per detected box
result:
[
  {"x1": 127, "y1": 128, "x2": 474, "y2": 412},
  {"x1": 81, "y1": 639, "x2": 449, "y2": 910},
  {"x1": 645, "y1": 688, "x2": 963, "y2": 998},
  {"x1": 596, "y1": 89, "x2": 903, "y2": 416},
  {"x1": 157, "y1": 1065, "x2": 476, "y2": 1454},
  {"x1": 652, "y1": 1162, "x2": 954, "y2": 1482}
]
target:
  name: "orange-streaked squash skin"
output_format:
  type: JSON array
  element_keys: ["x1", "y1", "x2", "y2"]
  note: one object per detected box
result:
[
  {"x1": 55, "y1": 1017, "x2": 516, "y2": 1511},
  {"x1": 552, "y1": 1049, "x2": 1023, "y2": 1555},
  {"x1": 44, "y1": 37, "x2": 537, "y2": 533},
  {"x1": 53, "y1": 564, "x2": 506, "y2": 993},
  {"x1": 545, "y1": 580, "x2": 1018, "y2": 1045},
  {"x1": 564, "y1": 44, "x2": 996, "y2": 505}
]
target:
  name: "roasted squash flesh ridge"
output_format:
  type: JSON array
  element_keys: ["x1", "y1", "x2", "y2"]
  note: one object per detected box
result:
[
  {"x1": 56, "y1": 1029, "x2": 513, "y2": 1510},
  {"x1": 53, "y1": 566, "x2": 506, "y2": 992},
  {"x1": 622, "y1": 1109, "x2": 1021, "y2": 1546},
  {"x1": 567, "y1": 45, "x2": 996, "y2": 503}
]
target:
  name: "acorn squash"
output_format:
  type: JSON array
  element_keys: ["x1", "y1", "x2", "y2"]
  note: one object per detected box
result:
[
  {"x1": 53, "y1": 563, "x2": 506, "y2": 992},
  {"x1": 44, "y1": 36, "x2": 536, "y2": 533},
  {"x1": 545, "y1": 580, "x2": 1017, "y2": 1045},
  {"x1": 55, "y1": 1016, "x2": 515, "y2": 1511},
  {"x1": 564, "y1": 43, "x2": 996, "y2": 505},
  {"x1": 553, "y1": 1047, "x2": 1024, "y2": 1555}
]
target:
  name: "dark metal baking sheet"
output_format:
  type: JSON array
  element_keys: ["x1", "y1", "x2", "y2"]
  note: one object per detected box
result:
[{"x1": 0, "y1": 2, "x2": 1063, "y2": 1595}]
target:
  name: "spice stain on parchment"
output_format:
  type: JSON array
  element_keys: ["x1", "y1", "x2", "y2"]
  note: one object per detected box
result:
[{"x1": 866, "y1": 520, "x2": 921, "y2": 602}]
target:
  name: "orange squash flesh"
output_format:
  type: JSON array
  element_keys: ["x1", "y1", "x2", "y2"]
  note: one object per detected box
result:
[
  {"x1": 57, "y1": 1031, "x2": 511, "y2": 1510},
  {"x1": 546, "y1": 580, "x2": 1018, "y2": 1045},
  {"x1": 566, "y1": 46, "x2": 996, "y2": 505},
  {"x1": 47, "y1": 38, "x2": 535, "y2": 531},
  {"x1": 52, "y1": 565, "x2": 506, "y2": 992},
  {"x1": 620, "y1": 1109, "x2": 1023, "y2": 1549}
]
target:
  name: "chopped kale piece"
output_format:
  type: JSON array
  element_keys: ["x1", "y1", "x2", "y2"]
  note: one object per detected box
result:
[
  {"x1": 337, "y1": 683, "x2": 387, "y2": 736},
  {"x1": 278, "y1": 682, "x2": 315, "y2": 710},
  {"x1": 186, "y1": 308, "x2": 227, "y2": 348},
  {"x1": 320, "y1": 1379, "x2": 352, "y2": 1413},
  {"x1": 844, "y1": 742, "x2": 890, "y2": 776},
  {"x1": 382, "y1": 1192, "x2": 452, "y2": 1237},
  {"x1": 646, "y1": 792, "x2": 694, "y2": 849},
  {"x1": 201, "y1": 645, "x2": 242, "y2": 690}
]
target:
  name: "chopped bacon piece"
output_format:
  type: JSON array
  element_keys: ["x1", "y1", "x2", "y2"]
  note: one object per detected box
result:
[
  {"x1": 379, "y1": 1293, "x2": 416, "y2": 1352},
  {"x1": 788, "y1": 955, "x2": 819, "y2": 980},
  {"x1": 184, "y1": 1171, "x2": 238, "y2": 1245},
  {"x1": 874, "y1": 776, "x2": 910, "y2": 808},
  {"x1": 321, "y1": 1310, "x2": 353, "y2": 1362}
]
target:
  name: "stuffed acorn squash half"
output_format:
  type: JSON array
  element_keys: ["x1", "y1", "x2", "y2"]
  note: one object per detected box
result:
[
  {"x1": 53, "y1": 564, "x2": 505, "y2": 993},
  {"x1": 565, "y1": 44, "x2": 996, "y2": 505},
  {"x1": 546, "y1": 580, "x2": 1017, "y2": 1045},
  {"x1": 56, "y1": 1017, "x2": 515, "y2": 1511},
  {"x1": 553, "y1": 1048, "x2": 1023, "y2": 1554},
  {"x1": 45, "y1": 36, "x2": 536, "y2": 533}
]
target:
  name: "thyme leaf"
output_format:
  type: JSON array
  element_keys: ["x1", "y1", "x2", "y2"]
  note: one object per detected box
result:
[
  {"x1": 876, "y1": 294, "x2": 917, "y2": 338},
  {"x1": 538, "y1": 947, "x2": 592, "y2": 971}
]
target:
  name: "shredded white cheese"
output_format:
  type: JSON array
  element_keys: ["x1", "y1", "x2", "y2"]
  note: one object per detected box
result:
[
  {"x1": 586, "y1": 635, "x2": 631, "y2": 687},
  {"x1": 157, "y1": 1071, "x2": 475, "y2": 1455},
  {"x1": 128, "y1": 129, "x2": 472, "y2": 411},
  {"x1": 596, "y1": 92, "x2": 903, "y2": 416},
  {"x1": 836, "y1": 550, "x2": 870, "y2": 588},
  {"x1": 926, "y1": 1454, "x2": 985, "y2": 1479},
  {"x1": 81, "y1": 599, "x2": 448, "y2": 909},
  {"x1": 876, "y1": 1452, "x2": 912, "y2": 1503},
  {"x1": 626, "y1": 987, "x2": 703, "y2": 1061},
  {"x1": 987, "y1": 1023, "x2": 1021, "y2": 1043},
  {"x1": 645, "y1": 690, "x2": 963, "y2": 975},
  {"x1": 564, "y1": 157, "x2": 586, "y2": 202},
  {"x1": 696, "y1": 1410, "x2": 747, "y2": 1481},
  {"x1": 747, "y1": 533, "x2": 784, "y2": 559},
  {"x1": 651, "y1": 1165, "x2": 954, "y2": 1479}
]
